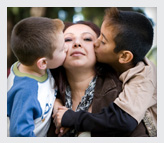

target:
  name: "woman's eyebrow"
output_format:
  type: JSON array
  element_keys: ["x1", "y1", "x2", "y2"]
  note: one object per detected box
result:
[
  {"x1": 102, "y1": 33, "x2": 108, "y2": 42},
  {"x1": 64, "y1": 32, "x2": 96, "y2": 38},
  {"x1": 64, "y1": 33, "x2": 73, "y2": 36},
  {"x1": 82, "y1": 32, "x2": 94, "y2": 36},
  {"x1": 82, "y1": 32, "x2": 96, "y2": 39}
]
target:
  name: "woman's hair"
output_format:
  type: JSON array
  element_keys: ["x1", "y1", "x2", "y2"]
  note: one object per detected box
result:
[
  {"x1": 51, "y1": 21, "x2": 102, "y2": 104},
  {"x1": 63, "y1": 21, "x2": 100, "y2": 37},
  {"x1": 104, "y1": 8, "x2": 154, "y2": 65},
  {"x1": 11, "y1": 17, "x2": 64, "y2": 66}
]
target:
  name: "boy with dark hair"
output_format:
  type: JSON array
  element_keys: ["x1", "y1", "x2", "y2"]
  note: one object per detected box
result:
[
  {"x1": 7, "y1": 17, "x2": 67, "y2": 137},
  {"x1": 54, "y1": 8, "x2": 157, "y2": 137},
  {"x1": 95, "y1": 7, "x2": 157, "y2": 136}
]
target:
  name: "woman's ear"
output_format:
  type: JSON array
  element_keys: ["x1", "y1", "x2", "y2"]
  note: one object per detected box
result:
[
  {"x1": 118, "y1": 50, "x2": 133, "y2": 64},
  {"x1": 36, "y1": 57, "x2": 48, "y2": 70}
]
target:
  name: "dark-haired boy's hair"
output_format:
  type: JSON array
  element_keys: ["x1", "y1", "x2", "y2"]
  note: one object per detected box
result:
[
  {"x1": 11, "y1": 17, "x2": 64, "y2": 66},
  {"x1": 104, "y1": 8, "x2": 154, "y2": 65}
]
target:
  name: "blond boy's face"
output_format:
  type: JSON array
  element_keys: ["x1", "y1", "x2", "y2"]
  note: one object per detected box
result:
[
  {"x1": 47, "y1": 31, "x2": 67, "y2": 69},
  {"x1": 94, "y1": 21, "x2": 119, "y2": 65}
]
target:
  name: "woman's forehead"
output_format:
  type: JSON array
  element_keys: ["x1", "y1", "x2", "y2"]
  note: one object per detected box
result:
[{"x1": 64, "y1": 24, "x2": 96, "y2": 36}]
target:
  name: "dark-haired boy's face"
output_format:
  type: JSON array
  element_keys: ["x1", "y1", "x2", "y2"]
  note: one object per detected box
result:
[{"x1": 94, "y1": 21, "x2": 119, "y2": 65}]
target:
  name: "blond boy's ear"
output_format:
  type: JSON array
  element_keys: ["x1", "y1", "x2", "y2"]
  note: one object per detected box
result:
[
  {"x1": 36, "y1": 57, "x2": 48, "y2": 70},
  {"x1": 53, "y1": 19, "x2": 64, "y2": 30},
  {"x1": 118, "y1": 50, "x2": 133, "y2": 64}
]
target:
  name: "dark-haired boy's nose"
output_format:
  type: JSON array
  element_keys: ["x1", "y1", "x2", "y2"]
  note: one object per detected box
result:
[{"x1": 94, "y1": 39, "x2": 100, "y2": 49}]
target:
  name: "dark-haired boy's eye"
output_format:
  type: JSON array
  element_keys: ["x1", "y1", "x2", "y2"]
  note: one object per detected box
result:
[
  {"x1": 101, "y1": 41, "x2": 105, "y2": 45},
  {"x1": 65, "y1": 38, "x2": 72, "y2": 42}
]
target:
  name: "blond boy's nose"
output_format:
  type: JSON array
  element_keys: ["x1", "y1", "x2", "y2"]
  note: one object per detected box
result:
[{"x1": 64, "y1": 44, "x2": 68, "y2": 52}]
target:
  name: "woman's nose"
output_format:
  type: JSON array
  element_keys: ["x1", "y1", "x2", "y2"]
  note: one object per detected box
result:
[{"x1": 73, "y1": 39, "x2": 81, "y2": 48}]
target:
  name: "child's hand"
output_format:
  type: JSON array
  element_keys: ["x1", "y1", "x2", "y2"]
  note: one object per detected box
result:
[
  {"x1": 53, "y1": 98, "x2": 63, "y2": 113},
  {"x1": 57, "y1": 127, "x2": 70, "y2": 137},
  {"x1": 53, "y1": 98, "x2": 63, "y2": 118},
  {"x1": 53, "y1": 106, "x2": 68, "y2": 134}
]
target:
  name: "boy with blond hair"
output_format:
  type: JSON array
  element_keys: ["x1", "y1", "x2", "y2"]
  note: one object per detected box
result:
[{"x1": 7, "y1": 17, "x2": 67, "y2": 137}]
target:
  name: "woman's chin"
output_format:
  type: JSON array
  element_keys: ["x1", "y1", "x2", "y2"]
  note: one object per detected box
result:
[{"x1": 64, "y1": 62, "x2": 88, "y2": 70}]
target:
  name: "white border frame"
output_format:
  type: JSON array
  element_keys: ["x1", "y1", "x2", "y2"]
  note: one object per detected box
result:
[{"x1": 1, "y1": 0, "x2": 163, "y2": 143}]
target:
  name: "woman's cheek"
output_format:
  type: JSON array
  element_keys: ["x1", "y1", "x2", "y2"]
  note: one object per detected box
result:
[
  {"x1": 88, "y1": 45, "x2": 96, "y2": 59},
  {"x1": 65, "y1": 43, "x2": 72, "y2": 52},
  {"x1": 83, "y1": 42, "x2": 94, "y2": 49}
]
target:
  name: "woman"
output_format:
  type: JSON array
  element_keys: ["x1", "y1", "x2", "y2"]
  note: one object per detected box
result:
[{"x1": 48, "y1": 21, "x2": 148, "y2": 137}]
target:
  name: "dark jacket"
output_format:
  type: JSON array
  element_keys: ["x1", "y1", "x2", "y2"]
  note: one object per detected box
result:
[{"x1": 48, "y1": 68, "x2": 148, "y2": 137}]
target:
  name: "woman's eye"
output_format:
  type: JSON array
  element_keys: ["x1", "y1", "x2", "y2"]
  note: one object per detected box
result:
[
  {"x1": 65, "y1": 38, "x2": 72, "y2": 42},
  {"x1": 84, "y1": 38, "x2": 92, "y2": 41}
]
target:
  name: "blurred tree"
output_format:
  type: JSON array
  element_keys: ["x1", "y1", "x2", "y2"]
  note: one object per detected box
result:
[
  {"x1": 146, "y1": 47, "x2": 157, "y2": 66},
  {"x1": 30, "y1": 7, "x2": 46, "y2": 17},
  {"x1": 7, "y1": 8, "x2": 31, "y2": 70},
  {"x1": 81, "y1": 7, "x2": 135, "y2": 27},
  {"x1": 45, "y1": 7, "x2": 75, "y2": 21}
]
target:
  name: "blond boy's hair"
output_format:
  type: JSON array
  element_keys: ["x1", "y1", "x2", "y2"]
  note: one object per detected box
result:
[{"x1": 11, "y1": 17, "x2": 64, "y2": 66}]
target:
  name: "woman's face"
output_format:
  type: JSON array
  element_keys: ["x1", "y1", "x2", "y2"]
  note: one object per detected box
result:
[{"x1": 63, "y1": 24, "x2": 97, "y2": 70}]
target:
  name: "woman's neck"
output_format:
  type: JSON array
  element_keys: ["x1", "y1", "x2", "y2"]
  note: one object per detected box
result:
[
  {"x1": 18, "y1": 63, "x2": 46, "y2": 77},
  {"x1": 66, "y1": 68, "x2": 95, "y2": 101}
]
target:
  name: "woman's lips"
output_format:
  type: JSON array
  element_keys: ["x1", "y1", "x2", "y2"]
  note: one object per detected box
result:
[{"x1": 70, "y1": 51, "x2": 85, "y2": 57}]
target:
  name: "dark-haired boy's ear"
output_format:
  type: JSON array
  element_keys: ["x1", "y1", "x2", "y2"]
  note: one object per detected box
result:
[
  {"x1": 118, "y1": 50, "x2": 133, "y2": 64},
  {"x1": 37, "y1": 57, "x2": 47, "y2": 70}
]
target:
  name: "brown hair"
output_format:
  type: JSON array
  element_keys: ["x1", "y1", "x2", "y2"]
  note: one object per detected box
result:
[
  {"x1": 11, "y1": 17, "x2": 64, "y2": 66},
  {"x1": 63, "y1": 21, "x2": 100, "y2": 37},
  {"x1": 104, "y1": 8, "x2": 153, "y2": 65}
]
